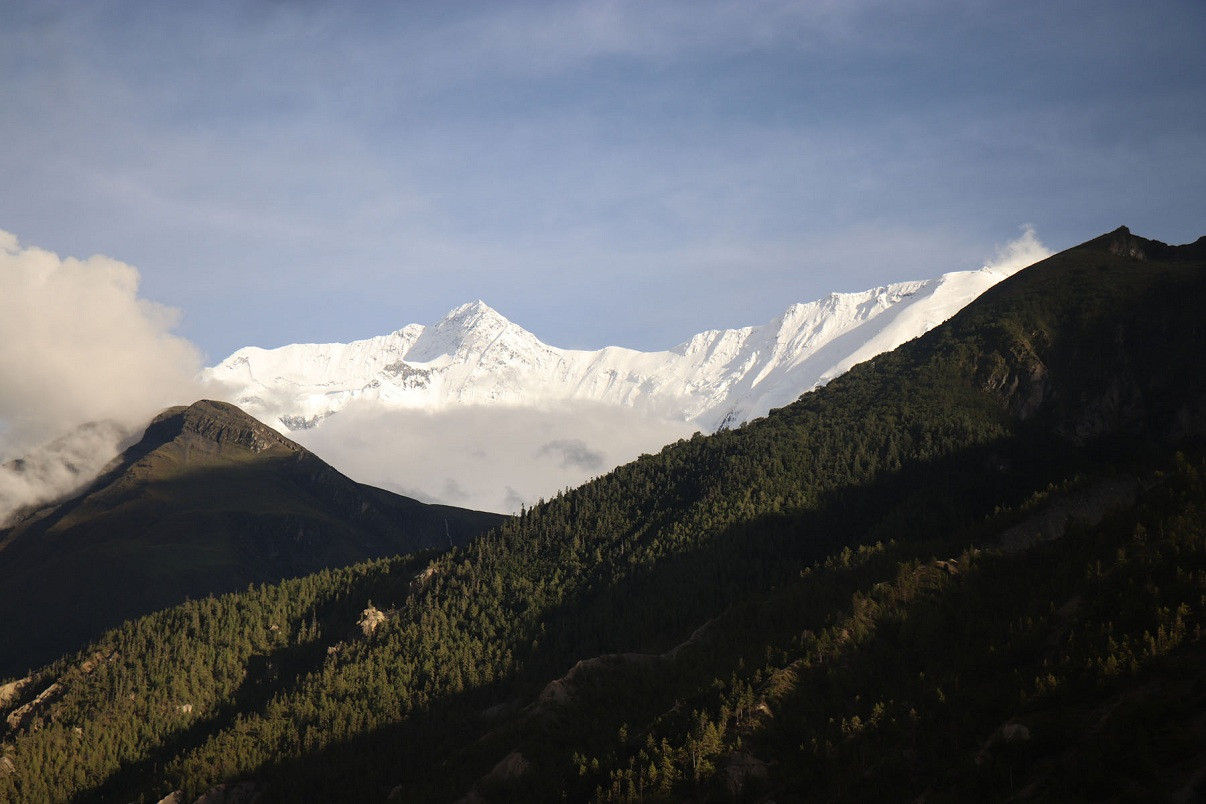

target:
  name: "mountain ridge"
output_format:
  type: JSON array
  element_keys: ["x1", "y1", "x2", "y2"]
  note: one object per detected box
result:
[{"x1": 205, "y1": 251, "x2": 1045, "y2": 436}]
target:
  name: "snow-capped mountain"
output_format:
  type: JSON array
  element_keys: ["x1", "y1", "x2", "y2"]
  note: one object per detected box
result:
[{"x1": 205, "y1": 261, "x2": 1031, "y2": 435}]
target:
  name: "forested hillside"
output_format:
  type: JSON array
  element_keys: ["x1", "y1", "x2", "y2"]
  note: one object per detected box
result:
[{"x1": 1, "y1": 227, "x2": 1203, "y2": 802}]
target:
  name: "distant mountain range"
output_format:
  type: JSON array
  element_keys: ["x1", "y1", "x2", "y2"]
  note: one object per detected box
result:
[{"x1": 205, "y1": 260, "x2": 1034, "y2": 435}]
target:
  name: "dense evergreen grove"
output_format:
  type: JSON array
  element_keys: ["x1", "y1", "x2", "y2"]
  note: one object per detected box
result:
[{"x1": 1, "y1": 229, "x2": 1203, "y2": 801}]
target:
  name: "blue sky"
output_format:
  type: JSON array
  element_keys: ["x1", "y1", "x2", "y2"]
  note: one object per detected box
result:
[{"x1": 3, "y1": 0, "x2": 1204, "y2": 362}]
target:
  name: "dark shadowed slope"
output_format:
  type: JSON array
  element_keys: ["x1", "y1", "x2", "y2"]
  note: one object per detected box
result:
[{"x1": 0, "y1": 400, "x2": 503, "y2": 677}]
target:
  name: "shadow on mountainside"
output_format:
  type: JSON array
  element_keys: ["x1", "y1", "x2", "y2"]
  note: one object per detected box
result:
[
  {"x1": 227, "y1": 440, "x2": 1202, "y2": 803},
  {"x1": 117, "y1": 421, "x2": 1177, "y2": 802},
  {"x1": 0, "y1": 456, "x2": 503, "y2": 679}
]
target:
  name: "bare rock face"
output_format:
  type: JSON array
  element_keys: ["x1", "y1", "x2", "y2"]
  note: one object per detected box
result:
[
  {"x1": 3, "y1": 650, "x2": 117, "y2": 734},
  {"x1": 5, "y1": 682, "x2": 62, "y2": 732},
  {"x1": 357, "y1": 605, "x2": 387, "y2": 638},
  {"x1": 0, "y1": 678, "x2": 28, "y2": 709},
  {"x1": 1106, "y1": 226, "x2": 1148, "y2": 260},
  {"x1": 981, "y1": 353, "x2": 1051, "y2": 421}
]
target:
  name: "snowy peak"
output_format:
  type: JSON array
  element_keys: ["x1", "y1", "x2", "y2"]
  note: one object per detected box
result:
[
  {"x1": 204, "y1": 256, "x2": 1039, "y2": 436},
  {"x1": 406, "y1": 300, "x2": 543, "y2": 366},
  {"x1": 443, "y1": 299, "x2": 505, "y2": 326}
]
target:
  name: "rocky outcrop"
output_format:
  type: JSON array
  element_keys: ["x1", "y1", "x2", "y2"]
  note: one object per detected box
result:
[
  {"x1": 356, "y1": 605, "x2": 387, "y2": 638},
  {"x1": 1086, "y1": 226, "x2": 1206, "y2": 263},
  {"x1": 3, "y1": 650, "x2": 117, "y2": 734},
  {"x1": 4, "y1": 681, "x2": 62, "y2": 732},
  {"x1": 0, "y1": 678, "x2": 28, "y2": 710},
  {"x1": 979, "y1": 348, "x2": 1051, "y2": 421}
]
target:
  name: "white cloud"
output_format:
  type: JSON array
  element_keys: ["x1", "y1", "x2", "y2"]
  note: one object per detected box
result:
[
  {"x1": 982, "y1": 224, "x2": 1051, "y2": 273},
  {"x1": 0, "y1": 232, "x2": 203, "y2": 520},
  {"x1": 0, "y1": 419, "x2": 134, "y2": 526},
  {"x1": 290, "y1": 401, "x2": 698, "y2": 514}
]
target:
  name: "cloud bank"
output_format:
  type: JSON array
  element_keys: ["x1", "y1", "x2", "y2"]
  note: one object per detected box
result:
[
  {"x1": 290, "y1": 401, "x2": 699, "y2": 514},
  {"x1": 0, "y1": 232, "x2": 202, "y2": 521}
]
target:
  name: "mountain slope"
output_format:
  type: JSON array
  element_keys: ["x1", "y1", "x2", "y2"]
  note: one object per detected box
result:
[
  {"x1": 1, "y1": 228, "x2": 1203, "y2": 802},
  {"x1": 205, "y1": 255, "x2": 1037, "y2": 435},
  {"x1": 0, "y1": 400, "x2": 503, "y2": 678}
]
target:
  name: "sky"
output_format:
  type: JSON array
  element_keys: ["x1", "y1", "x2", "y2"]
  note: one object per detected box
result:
[
  {"x1": 1, "y1": 1, "x2": 1204, "y2": 515},
  {"x1": 2, "y1": 0, "x2": 1203, "y2": 366}
]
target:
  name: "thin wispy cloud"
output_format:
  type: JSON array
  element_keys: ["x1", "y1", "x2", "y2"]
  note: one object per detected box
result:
[{"x1": 0, "y1": 2, "x2": 1201, "y2": 364}]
